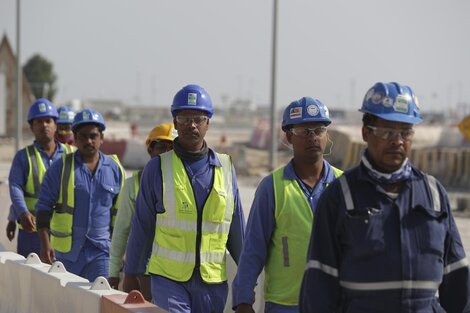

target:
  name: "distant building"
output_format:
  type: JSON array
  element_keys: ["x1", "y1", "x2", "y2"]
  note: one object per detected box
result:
[
  {"x1": 82, "y1": 98, "x2": 126, "y2": 120},
  {"x1": 0, "y1": 34, "x2": 35, "y2": 137}
]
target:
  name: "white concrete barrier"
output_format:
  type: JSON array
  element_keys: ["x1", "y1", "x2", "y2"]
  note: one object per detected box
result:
[{"x1": 0, "y1": 252, "x2": 128, "y2": 313}]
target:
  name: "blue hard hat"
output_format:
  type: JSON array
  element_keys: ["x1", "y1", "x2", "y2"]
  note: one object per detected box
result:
[
  {"x1": 57, "y1": 106, "x2": 76, "y2": 124},
  {"x1": 171, "y1": 84, "x2": 214, "y2": 118},
  {"x1": 27, "y1": 98, "x2": 59, "y2": 123},
  {"x1": 359, "y1": 82, "x2": 423, "y2": 124},
  {"x1": 281, "y1": 97, "x2": 331, "y2": 131},
  {"x1": 72, "y1": 109, "x2": 106, "y2": 131}
]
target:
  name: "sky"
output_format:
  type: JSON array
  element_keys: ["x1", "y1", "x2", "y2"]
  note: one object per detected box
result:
[{"x1": 1, "y1": 0, "x2": 469, "y2": 114}]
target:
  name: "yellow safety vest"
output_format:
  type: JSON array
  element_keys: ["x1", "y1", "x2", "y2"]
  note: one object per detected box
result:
[
  {"x1": 24, "y1": 143, "x2": 75, "y2": 212},
  {"x1": 265, "y1": 165, "x2": 342, "y2": 305},
  {"x1": 133, "y1": 170, "x2": 142, "y2": 196},
  {"x1": 50, "y1": 153, "x2": 124, "y2": 253},
  {"x1": 20, "y1": 143, "x2": 75, "y2": 230},
  {"x1": 147, "y1": 151, "x2": 234, "y2": 283}
]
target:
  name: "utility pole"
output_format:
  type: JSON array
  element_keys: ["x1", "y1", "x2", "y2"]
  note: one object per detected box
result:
[
  {"x1": 15, "y1": 0, "x2": 22, "y2": 152},
  {"x1": 269, "y1": 0, "x2": 278, "y2": 171}
]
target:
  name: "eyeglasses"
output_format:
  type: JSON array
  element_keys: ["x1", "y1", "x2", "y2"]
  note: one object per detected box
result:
[
  {"x1": 175, "y1": 115, "x2": 209, "y2": 126},
  {"x1": 290, "y1": 126, "x2": 327, "y2": 138},
  {"x1": 367, "y1": 125, "x2": 415, "y2": 141},
  {"x1": 76, "y1": 132, "x2": 101, "y2": 141}
]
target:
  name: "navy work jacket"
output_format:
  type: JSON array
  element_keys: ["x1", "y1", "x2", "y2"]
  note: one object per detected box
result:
[{"x1": 300, "y1": 164, "x2": 470, "y2": 313}]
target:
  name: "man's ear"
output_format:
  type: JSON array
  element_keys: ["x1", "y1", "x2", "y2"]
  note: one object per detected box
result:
[
  {"x1": 286, "y1": 131, "x2": 293, "y2": 144},
  {"x1": 362, "y1": 126, "x2": 369, "y2": 142}
]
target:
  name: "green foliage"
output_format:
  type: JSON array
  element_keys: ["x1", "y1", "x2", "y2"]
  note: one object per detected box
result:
[{"x1": 23, "y1": 54, "x2": 58, "y2": 101}]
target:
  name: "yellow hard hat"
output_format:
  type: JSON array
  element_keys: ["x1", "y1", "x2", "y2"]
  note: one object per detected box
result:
[{"x1": 145, "y1": 123, "x2": 177, "y2": 147}]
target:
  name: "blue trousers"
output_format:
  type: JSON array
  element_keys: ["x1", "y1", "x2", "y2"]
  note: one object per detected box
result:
[
  {"x1": 151, "y1": 272, "x2": 228, "y2": 313},
  {"x1": 17, "y1": 229, "x2": 40, "y2": 258},
  {"x1": 265, "y1": 302, "x2": 299, "y2": 313},
  {"x1": 59, "y1": 242, "x2": 109, "y2": 282}
]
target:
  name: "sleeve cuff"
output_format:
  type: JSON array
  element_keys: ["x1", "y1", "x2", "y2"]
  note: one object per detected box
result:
[{"x1": 36, "y1": 211, "x2": 52, "y2": 229}]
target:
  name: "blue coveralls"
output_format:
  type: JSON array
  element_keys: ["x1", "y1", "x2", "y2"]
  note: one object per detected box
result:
[
  {"x1": 8, "y1": 141, "x2": 68, "y2": 257},
  {"x1": 125, "y1": 149, "x2": 245, "y2": 313},
  {"x1": 232, "y1": 160, "x2": 338, "y2": 313},
  {"x1": 36, "y1": 151, "x2": 123, "y2": 282},
  {"x1": 300, "y1": 164, "x2": 470, "y2": 313}
]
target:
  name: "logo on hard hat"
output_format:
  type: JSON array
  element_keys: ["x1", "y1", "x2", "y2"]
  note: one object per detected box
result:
[
  {"x1": 371, "y1": 92, "x2": 384, "y2": 105},
  {"x1": 307, "y1": 104, "x2": 319, "y2": 117},
  {"x1": 38, "y1": 103, "x2": 47, "y2": 113},
  {"x1": 92, "y1": 113, "x2": 100, "y2": 121},
  {"x1": 171, "y1": 128, "x2": 178, "y2": 138},
  {"x1": 289, "y1": 107, "x2": 302, "y2": 119},
  {"x1": 383, "y1": 97, "x2": 393, "y2": 107},
  {"x1": 188, "y1": 93, "x2": 197, "y2": 105},
  {"x1": 393, "y1": 96, "x2": 409, "y2": 113},
  {"x1": 82, "y1": 111, "x2": 90, "y2": 120},
  {"x1": 60, "y1": 111, "x2": 74, "y2": 120}
]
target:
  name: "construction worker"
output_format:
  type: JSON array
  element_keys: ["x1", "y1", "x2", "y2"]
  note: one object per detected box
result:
[
  {"x1": 36, "y1": 108, "x2": 124, "y2": 282},
  {"x1": 300, "y1": 82, "x2": 470, "y2": 312},
  {"x1": 55, "y1": 105, "x2": 76, "y2": 145},
  {"x1": 6, "y1": 98, "x2": 74, "y2": 257},
  {"x1": 232, "y1": 97, "x2": 342, "y2": 313},
  {"x1": 108, "y1": 123, "x2": 177, "y2": 299},
  {"x1": 124, "y1": 84, "x2": 246, "y2": 313}
]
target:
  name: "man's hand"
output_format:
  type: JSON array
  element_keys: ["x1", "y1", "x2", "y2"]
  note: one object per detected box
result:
[
  {"x1": 235, "y1": 303, "x2": 255, "y2": 313},
  {"x1": 19, "y1": 212, "x2": 36, "y2": 233},
  {"x1": 107, "y1": 277, "x2": 120, "y2": 290},
  {"x1": 38, "y1": 228, "x2": 55, "y2": 264},
  {"x1": 6, "y1": 221, "x2": 16, "y2": 241},
  {"x1": 123, "y1": 274, "x2": 140, "y2": 293}
]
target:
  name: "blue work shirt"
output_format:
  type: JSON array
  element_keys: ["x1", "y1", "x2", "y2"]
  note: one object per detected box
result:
[
  {"x1": 300, "y1": 163, "x2": 470, "y2": 313},
  {"x1": 9, "y1": 141, "x2": 68, "y2": 220},
  {"x1": 232, "y1": 159, "x2": 338, "y2": 309},
  {"x1": 124, "y1": 148, "x2": 245, "y2": 276},
  {"x1": 35, "y1": 151, "x2": 123, "y2": 262}
]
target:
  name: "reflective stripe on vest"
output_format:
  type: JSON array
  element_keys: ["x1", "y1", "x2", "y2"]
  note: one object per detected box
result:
[
  {"x1": 24, "y1": 145, "x2": 46, "y2": 213},
  {"x1": 147, "y1": 151, "x2": 234, "y2": 283},
  {"x1": 50, "y1": 153, "x2": 124, "y2": 253},
  {"x1": 266, "y1": 165, "x2": 342, "y2": 305},
  {"x1": 109, "y1": 154, "x2": 125, "y2": 229}
]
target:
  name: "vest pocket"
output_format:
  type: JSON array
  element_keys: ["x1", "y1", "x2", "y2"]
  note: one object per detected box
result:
[
  {"x1": 412, "y1": 206, "x2": 447, "y2": 257},
  {"x1": 204, "y1": 187, "x2": 227, "y2": 223},
  {"x1": 343, "y1": 208, "x2": 385, "y2": 259}
]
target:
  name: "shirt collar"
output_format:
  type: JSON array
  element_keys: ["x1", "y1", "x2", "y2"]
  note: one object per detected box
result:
[
  {"x1": 33, "y1": 140, "x2": 64, "y2": 153},
  {"x1": 282, "y1": 159, "x2": 337, "y2": 185},
  {"x1": 208, "y1": 148, "x2": 221, "y2": 167}
]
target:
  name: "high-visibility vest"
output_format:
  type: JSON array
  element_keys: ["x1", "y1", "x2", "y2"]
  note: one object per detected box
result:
[
  {"x1": 20, "y1": 143, "x2": 75, "y2": 231},
  {"x1": 24, "y1": 143, "x2": 75, "y2": 212},
  {"x1": 265, "y1": 165, "x2": 342, "y2": 305},
  {"x1": 133, "y1": 170, "x2": 142, "y2": 196},
  {"x1": 50, "y1": 153, "x2": 124, "y2": 253},
  {"x1": 147, "y1": 151, "x2": 234, "y2": 283}
]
